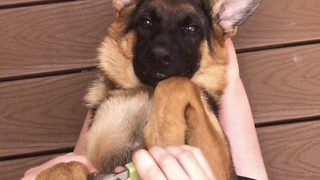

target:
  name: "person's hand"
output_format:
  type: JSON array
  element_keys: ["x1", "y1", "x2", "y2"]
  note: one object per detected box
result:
[
  {"x1": 132, "y1": 145, "x2": 216, "y2": 180},
  {"x1": 22, "y1": 153, "x2": 97, "y2": 180}
]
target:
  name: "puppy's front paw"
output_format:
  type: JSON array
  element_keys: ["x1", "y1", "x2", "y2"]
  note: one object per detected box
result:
[{"x1": 35, "y1": 161, "x2": 90, "y2": 180}]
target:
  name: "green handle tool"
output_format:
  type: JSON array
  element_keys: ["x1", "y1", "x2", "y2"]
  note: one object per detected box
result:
[{"x1": 91, "y1": 162, "x2": 141, "y2": 180}]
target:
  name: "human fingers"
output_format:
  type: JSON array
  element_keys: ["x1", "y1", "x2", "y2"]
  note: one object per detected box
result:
[
  {"x1": 165, "y1": 146, "x2": 211, "y2": 180},
  {"x1": 179, "y1": 145, "x2": 215, "y2": 180},
  {"x1": 132, "y1": 149, "x2": 167, "y2": 180},
  {"x1": 114, "y1": 166, "x2": 126, "y2": 173},
  {"x1": 149, "y1": 146, "x2": 191, "y2": 180}
]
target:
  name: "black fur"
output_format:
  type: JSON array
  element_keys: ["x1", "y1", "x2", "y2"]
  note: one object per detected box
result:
[
  {"x1": 125, "y1": 0, "x2": 214, "y2": 86},
  {"x1": 203, "y1": 91, "x2": 220, "y2": 119}
]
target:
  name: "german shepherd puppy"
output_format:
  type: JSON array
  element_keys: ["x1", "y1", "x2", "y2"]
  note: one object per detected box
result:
[{"x1": 35, "y1": 0, "x2": 260, "y2": 179}]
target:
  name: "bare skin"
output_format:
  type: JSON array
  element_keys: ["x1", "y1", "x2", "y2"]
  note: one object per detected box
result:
[
  {"x1": 22, "y1": 39, "x2": 268, "y2": 180},
  {"x1": 220, "y1": 39, "x2": 268, "y2": 179},
  {"x1": 133, "y1": 146, "x2": 216, "y2": 180}
]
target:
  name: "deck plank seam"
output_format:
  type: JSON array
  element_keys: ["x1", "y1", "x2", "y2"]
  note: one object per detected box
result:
[
  {"x1": 0, "y1": 0, "x2": 77, "y2": 10},
  {"x1": 255, "y1": 116, "x2": 320, "y2": 128},
  {"x1": 0, "y1": 67, "x2": 97, "y2": 83},
  {"x1": 236, "y1": 39, "x2": 320, "y2": 54},
  {"x1": 0, "y1": 147, "x2": 74, "y2": 162}
]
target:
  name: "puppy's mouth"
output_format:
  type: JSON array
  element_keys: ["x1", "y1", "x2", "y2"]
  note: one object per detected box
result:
[
  {"x1": 142, "y1": 69, "x2": 168, "y2": 79},
  {"x1": 136, "y1": 67, "x2": 169, "y2": 87},
  {"x1": 134, "y1": 63, "x2": 192, "y2": 87}
]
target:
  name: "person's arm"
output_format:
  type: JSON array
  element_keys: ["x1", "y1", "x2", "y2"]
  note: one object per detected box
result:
[
  {"x1": 74, "y1": 110, "x2": 94, "y2": 154},
  {"x1": 219, "y1": 39, "x2": 268, "y2": 180}
]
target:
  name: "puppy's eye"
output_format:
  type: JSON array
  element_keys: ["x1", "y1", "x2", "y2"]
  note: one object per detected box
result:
[
  {"x1": 139, "y1": 18, "x2": 153, "y2": 27},
  {"x1": 184, "y1": 25, "x2": 199, "y2": 34}
]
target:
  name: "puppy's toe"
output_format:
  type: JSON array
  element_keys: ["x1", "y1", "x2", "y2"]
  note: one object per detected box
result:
[{"x1": 36, "y1": 161, "x2": 90, "y2": 180}]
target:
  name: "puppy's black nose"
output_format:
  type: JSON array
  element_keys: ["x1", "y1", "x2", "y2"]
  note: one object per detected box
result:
[{"x1": 147, "y1": 45, "x2": 172, "y2": 68}]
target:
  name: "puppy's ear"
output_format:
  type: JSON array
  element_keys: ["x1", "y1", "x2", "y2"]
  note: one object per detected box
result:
[
  {"x1": 113, "y1": 0, "x2": 138, "y2": 12},
  {"x1": 217, "y1": 0, "x2": 261, "y2": 34}
]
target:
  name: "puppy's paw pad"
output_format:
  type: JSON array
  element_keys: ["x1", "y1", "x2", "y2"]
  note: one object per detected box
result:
[{"x1": 36, "y1": 161, "x2": 89, "y2": 180}]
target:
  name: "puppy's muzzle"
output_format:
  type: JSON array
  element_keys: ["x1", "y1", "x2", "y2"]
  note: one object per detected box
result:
[
  {"x1": 146, "y1": 44, "x2": 173, "y2": 72},
  {"x1": 134, "y1": 35, "x2": 194, "y2": 87}
]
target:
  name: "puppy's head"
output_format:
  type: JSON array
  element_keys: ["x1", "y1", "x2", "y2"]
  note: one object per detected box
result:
[{"x1": 99, "y1": 0, "x2": 260, "y2": 89}]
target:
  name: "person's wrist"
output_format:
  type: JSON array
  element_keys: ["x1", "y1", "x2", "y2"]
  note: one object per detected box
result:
[{"x1": 226, "y1": 74, "x2": 242, "y2": 88}]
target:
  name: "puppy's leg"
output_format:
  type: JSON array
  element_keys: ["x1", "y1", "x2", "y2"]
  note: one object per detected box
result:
[
  {"x1": 85, "y1": 89, "x2": 152, "y2": 173},
  {"x1": 35, "y1": 161, "x2": 90, "y2": 180},
  {"x1": 144, "y1": 77, "x2": 233, "y2": 180}
]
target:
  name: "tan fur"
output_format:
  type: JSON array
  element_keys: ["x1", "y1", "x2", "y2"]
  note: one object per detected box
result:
[
  {"x1": 211, "y1": 0, "x2": 226, "y2": 16},
  {"x1": 98, "y1": 34, "x2": 139, "y2": 89},
  {"x1": 192, "y1": 38, "x2": 228, "y2": 100},
  {"x1": 85, "y1": 89, "x2": 153, "y2": 172},
  {"x1": 144, "y1": 77, "x2": 232, "y2": 179},
  {"x1": 36, "y1": 162, "x2": 89, "y2": 180},
  {"x1": 84, "y1": 74, "x2": 111, "y2": 109}
]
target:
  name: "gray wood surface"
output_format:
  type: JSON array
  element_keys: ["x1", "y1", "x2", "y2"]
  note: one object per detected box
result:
[
  {"x1": 0, "y1": 0, "x2": 114, "y2": 80},
  {"x1": 238, "y1": 44, "x2": 320, "y2": 125},
  {"x1": 0, "y1": 72, "x2": 95, "y2": 158},
  {"x1": 233, "y1": 0, "x2": 320, "y2": 51},
  {"x1": 0, "y1": 154, "x2": 63, "y2": 180},
  {"x1": 258, "y1": 120, "x2": 320, "y2": 180}
]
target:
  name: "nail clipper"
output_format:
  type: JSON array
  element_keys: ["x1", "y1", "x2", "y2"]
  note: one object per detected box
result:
[{"x1": 91, "y1": 162, "x2": 141, "y2": 180}]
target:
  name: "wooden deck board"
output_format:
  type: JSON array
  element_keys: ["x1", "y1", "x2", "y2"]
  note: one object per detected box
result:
[
  {"x1": 0, "y1": 154, "x2": 62, "y2": 180},
  {"x1": 238, "y1": 44, "x2": 320, "y2": 125},
  {"x1": 0, "y1": 72, "x2": 95, "y2": 158},
  {"x1": 0, "y1": 0, "x2": 114, "y2": 81},
  {"x1": 233, "y1": 0, "x2": 320, "y2": 51},
  {"x1": 258, "y1": 120, "x2": 320, "y2": 180}
]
